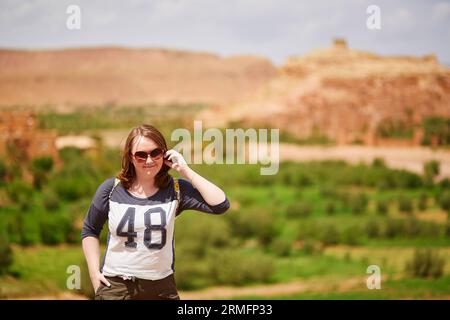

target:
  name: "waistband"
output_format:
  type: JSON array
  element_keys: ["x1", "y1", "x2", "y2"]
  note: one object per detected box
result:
[{"x1": 105, "y1": 273, "x2": 175, "y2": 283}]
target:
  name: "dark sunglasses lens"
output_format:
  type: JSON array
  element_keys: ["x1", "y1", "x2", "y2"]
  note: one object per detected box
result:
[
  {"x1": 150, "y1": 148, "x2": 163, "y2": 158},
  {"x1": 134, "y1": 151, "x2": 148, "y2": 160}
]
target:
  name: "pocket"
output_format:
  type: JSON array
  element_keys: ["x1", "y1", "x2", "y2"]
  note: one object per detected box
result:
[
  {"x1": 95, "y1": 279, "x2": 130, "y2": 300},
  {"x1": 95, "y1": 283, "x2": 105, "y2": 295}
]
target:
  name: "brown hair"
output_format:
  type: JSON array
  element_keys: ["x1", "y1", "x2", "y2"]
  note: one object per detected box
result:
[{"x1": 117, "y1": 124, "x2": 171, "y2": 190}]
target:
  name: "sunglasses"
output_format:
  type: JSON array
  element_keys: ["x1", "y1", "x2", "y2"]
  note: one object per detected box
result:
[{"x1": 133, "y1": 148, "x2": 165, "y2": 162}]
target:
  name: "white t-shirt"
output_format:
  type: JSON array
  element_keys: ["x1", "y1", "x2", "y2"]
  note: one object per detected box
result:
[{"x1": 82, "y1": 177, "x2": 229, "y2": 280}]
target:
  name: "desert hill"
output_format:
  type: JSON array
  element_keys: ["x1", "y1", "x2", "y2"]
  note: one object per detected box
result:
[{"x1": 0, "y1": 47, "x2": 276, "y2": 109}]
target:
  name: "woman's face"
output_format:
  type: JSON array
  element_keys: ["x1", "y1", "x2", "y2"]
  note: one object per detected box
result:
[{"x1": 130, "y1": 136, "x2": 165, "y2": 180}]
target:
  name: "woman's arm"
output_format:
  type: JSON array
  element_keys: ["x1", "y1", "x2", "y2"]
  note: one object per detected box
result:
[
  {"x1": 81, "y1": 178, "x2": 115, "y2": 292},
  {"x1": 184, "y1": 168, "x2": 226, "y2": 205},
  {"x1": 165, "y1": 150, "x2": 226, "y2": 206},
  {"x1": 82, "y1": 236, "x2": 111, "y2": 292}
]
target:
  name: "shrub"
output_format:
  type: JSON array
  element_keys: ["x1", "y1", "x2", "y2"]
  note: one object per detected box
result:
[
  {"x1": 405, "y1": 249, "x2": 445, "y2": 278},
  {"x1": 1, "y1": 207, "x2": 21, "y2": 244},
  {"x1": 437, "y1": 190, "x2": 450, "y2": 211},
  {"x1": 296, "y1": 175, "x2": 313, "y2": 187},
  {"x1": 418, "y1": 193, "x2": 428, "y2": 211},
  {"x1": 382, "y1": 218, "x2": 441, "y2": 240},
  {"x1": 301, "y1": 239, "x2": 324, "y2": 255},
  {"x1": 421, "y1": 116, "x2": 450, "y2": 146},
  {"x1": 0, "y1": 225, "x2": 13, "y2": 275},
  {"x1": 39, "y1": 213, "x2": 73, "y2": 245},
  {"x1": 438, "y1": 178, "x2": 450, "y2": 189},
  {"x1": 208, "y1": 249, "x2": 275, "y2": 285},
  {"x1": 270, "y1": 238, "x2": 292, "y2": 257},
  {"x1": 415, "y1": 220, "x2": 443, "y2": 238},
  {"x1": 324, "y1": 201, "x2": 336, "y2": 215},
  {"x1": 320, "y1": 225, "x2": 339, "y2": 246},
  {"x1": 403, "y1": 218, "x2": 421, "y2": 238},
  {"x1": 319, "y1": 185, "x2": 339, "y2": 199},
  {"x1": 341, "y1": 227, "x2": 362, "y2": 245},
  {"x1": 423, "y1": 160, "x2": 440, "y2": 185},
  {"x1": 0, "y1": 241, "x2": 13, "y2": 275},
  {"x1": 0, "y1": 159, "x2": 6, "y2": 183},
  {"x1": 348, "y1": 193, "x2": 369, "y2": 215},
  {"x1": 383, "y1": 218, "x2": 404, "y2": 238},
  {"x1": 175, "y1": 215, "x2": 232, "y2": 257},
  {"x1": 226, "y1": 208, "x2": 277, "y2": 246},
  {"x1": 51, "y1": 176, "x2": 95, "y2": 201},
  {"x1": 237, "y1": 194, "x2": 255, "y2": 207},
  {"x1": 375, "y1": 199, "x2": 389, "y2": 215},
  {"x1": 286, "y1": 202, "x2": 312, "y2": 219},
  {"x1": 296, "y1": 221, "x2": 319, "y2": 241},
  {"x1": 18, "y1": 213, "x2": 42, "y2": 245},
  {"x1": 5, "y1": 180, "x2": 33, "y2": 208},
  {"x1": 344, "y1": 251, "x2": 352, "y2": 262},
  {"x1": 376, "y1": 174, "x2": 397, "y2": 190},
  {"x1": 398, "y1": 195, "x2": 414, "y2": 214},
  {"x1": 372, "y1": 158, "x2": 386, "y2": 168},
  {"x1": 30, "y1": 157, "x2": 54, "y2": 189},
  {"x1": 174, "y1": 249, "x2": 210, "y2": 290},
  {"x1": 365, "y1": 220, "x2": 381, "y2": 238},
  {"x1": 394, "y1": 171, "x2": 424, "y2": 189},
  {"x1": 377, "y1": 119, "x2": 412, "y2": 139},
  {"x1": 42, "y1": 189, "x2": 60, "y2": 211}
]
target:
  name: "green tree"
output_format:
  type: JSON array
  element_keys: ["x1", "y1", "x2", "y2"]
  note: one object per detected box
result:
[
  {"x1": 438, "y1": 190, "x2": 450, "y2": 212},
  {"x1": 423, "y1": 160, "x2": 440, "y2": 185},
  {"x1": 0, "y1": 224, "x2": 13, "y2": 275},
  {"x1": 30, "y1": 157, "x2": 54, "y2": 189},
  {"x1": 421, "y1": 117, "x2": 450, "y2": 146},
  {"x1": 0, "y1": 159, "x2": 6, "y2": 184}
]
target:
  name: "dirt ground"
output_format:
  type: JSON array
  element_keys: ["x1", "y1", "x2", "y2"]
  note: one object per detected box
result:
[
  {"x1": 278, "y1": 143, "x2": 450, "y2": 179},
  {"x1": 8, "y1": 274, "x2": 406, "y2": 300},
  {"x1": 178, "y1": 275, "x2": 369, "y2": 300},
  {"x1": 7, "y1": 276, "x2": 376, "y2": 300}
]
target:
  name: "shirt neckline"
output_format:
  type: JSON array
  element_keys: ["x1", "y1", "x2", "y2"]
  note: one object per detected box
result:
[{"x1": 122, "y1": 184, "x2": 163, "y2": 201}]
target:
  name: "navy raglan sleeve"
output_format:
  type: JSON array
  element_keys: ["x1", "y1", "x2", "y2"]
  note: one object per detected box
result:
[
  {"x1": 81, "y1": 178, "x2": 115, "y2": 240},
  {"x1": 177, "y1": 178, "x2": 230, "y2": 215}
]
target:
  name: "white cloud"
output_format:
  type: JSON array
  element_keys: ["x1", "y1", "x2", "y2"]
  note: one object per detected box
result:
[
  {"x1": 432, "y1": 1, "x2": 450, "y2": 20},
  {"x1": 0, "y1": 0, "x2": 449, "y2": 65}
]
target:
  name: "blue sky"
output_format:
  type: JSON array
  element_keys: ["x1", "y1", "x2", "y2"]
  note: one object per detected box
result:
[{"x1": 1, "y1": 0, "x2": 449, "y2": 65}]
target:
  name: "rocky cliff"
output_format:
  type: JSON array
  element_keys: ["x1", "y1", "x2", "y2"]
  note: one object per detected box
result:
[{"x1": 201, "y1": 39, "x2": 450, "y2": 145}]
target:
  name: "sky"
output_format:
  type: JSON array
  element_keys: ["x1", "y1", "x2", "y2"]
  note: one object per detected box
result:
[{"x1": 0, "y1": 0, "x2": 449, "y2": 65}]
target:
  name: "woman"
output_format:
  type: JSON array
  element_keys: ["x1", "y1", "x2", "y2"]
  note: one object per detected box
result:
[{"x1": 81, "y1": 124, "x2": 230, "y2": 300}]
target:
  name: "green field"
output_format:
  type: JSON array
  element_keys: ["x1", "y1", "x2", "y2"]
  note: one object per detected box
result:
[{"x1": 1, "y1": 129, "x2": 450, "y2": 299}]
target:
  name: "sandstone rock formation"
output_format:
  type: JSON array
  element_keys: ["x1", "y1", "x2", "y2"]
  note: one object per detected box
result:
[
  {"x1": 0, "y1": 47, "x2": 276, "y2": 109},
  {"x1": 0, "y1": 111, "x2": 60, "y2": 168},
  {"x1": 200, "y1": 39, "x2": 450, "y2": 145}
]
